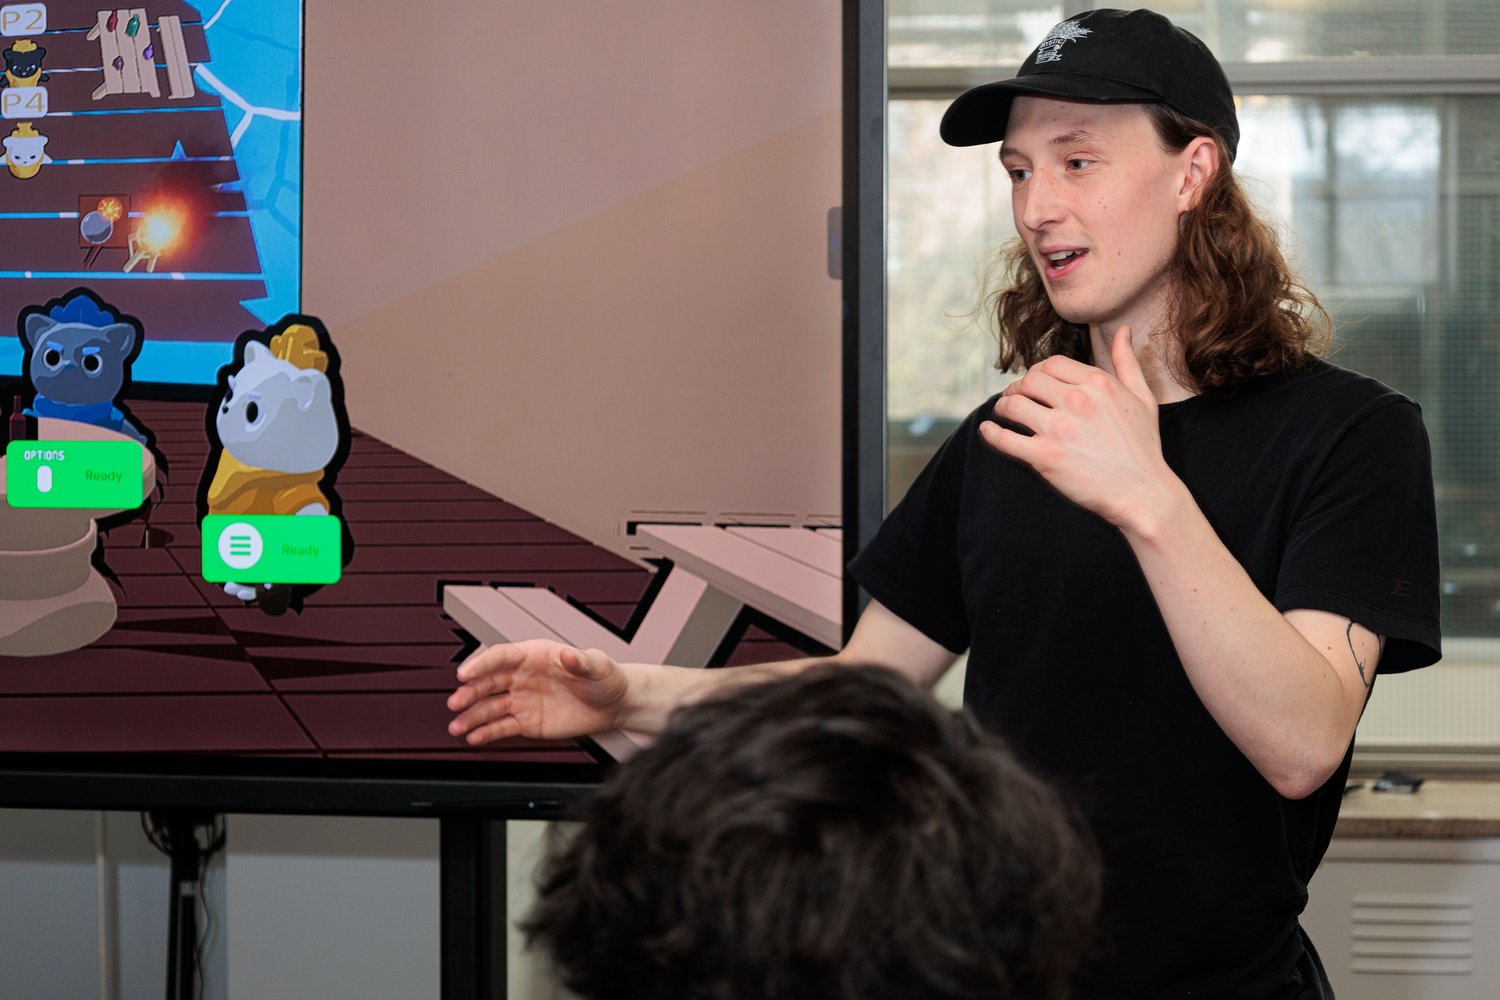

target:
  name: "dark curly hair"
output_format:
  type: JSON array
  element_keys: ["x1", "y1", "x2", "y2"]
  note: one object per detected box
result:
[
  {"x1": 522, "y1": 665, "x2": 1102, "y2": 1000},
  {"x1": 990, "y1": 103, "x2": 1332, "y2": 394}
]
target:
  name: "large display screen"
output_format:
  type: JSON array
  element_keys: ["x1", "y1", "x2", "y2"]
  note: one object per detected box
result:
[{"x1": 0, "y1": 0, "x2": 851, "y2": 811}]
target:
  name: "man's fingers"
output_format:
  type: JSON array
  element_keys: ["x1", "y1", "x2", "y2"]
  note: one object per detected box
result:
[
  {"x1": 456, "y1": 642, "x2": 517, "y2": 682},
  {"x1": 1109, "y1": 325, "x2": 1139, "y2": 379},
  {"x1": 446, "y1": 686, "x2": 473, "y2": 712},
  {"x1": 449, "y1": 692, "x2": 512, "y2": 737},
  {"x1": 1001, "y1": 355, "x2": 1101, "y2": 410},
  {"x1": 993, "y1": 393, "x2": 1052, "y2": 435},
  {"x1": 978, "y1": 419, "x2": 1042, "y2": 465},
  {"x1": 1110, "y1": 325, "x2": 1153, "y2": 403},
  {"x1": 463, "y1": 716, "x2": 522, "y2": 746},
  {"x1": 447, "y1": 665, "x2": 516, "y2": 709},
  {"x1": 1030, "y1": 354, "x2": 1094, "y2": 383}
]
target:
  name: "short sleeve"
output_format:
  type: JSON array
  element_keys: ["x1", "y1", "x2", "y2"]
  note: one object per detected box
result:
[
  {"x1": 1274, "y1": 398, "x2": 1442, "y2": 673},
  {"x1": 847, "y1": 407, "x2": 984, "y2": 655}
]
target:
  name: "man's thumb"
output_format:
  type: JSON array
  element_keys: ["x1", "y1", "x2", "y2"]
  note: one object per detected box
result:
[{"x1": 1111, "y1": 325, "x2": 1153, "y2": 402}]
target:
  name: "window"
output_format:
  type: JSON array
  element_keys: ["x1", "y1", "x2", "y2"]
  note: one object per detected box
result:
[{"x1": 888, "y1": 1, "x2": 1500, "y2": 760}]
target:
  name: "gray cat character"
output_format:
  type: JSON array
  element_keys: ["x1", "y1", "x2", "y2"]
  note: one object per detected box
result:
[{"x1": 20, "y1": 288, "x2": 148, "y2": 445}]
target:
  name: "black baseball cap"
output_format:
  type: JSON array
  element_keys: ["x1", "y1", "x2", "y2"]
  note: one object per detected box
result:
[{"x1": 940, "y1": 8, "x2": 1239, "y2": 161}]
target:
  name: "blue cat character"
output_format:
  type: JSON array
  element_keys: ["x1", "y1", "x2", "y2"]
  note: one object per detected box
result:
[{"x1": 20, "y1": 290, "x2": 148, "y2": 445}]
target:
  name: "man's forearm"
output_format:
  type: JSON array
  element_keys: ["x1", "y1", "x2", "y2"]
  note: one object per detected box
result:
[
  {"x1": 1120, "y1": 479, "x2": 1361, "y2": 799},
  {"x1": 613, "y1": 598, "x2": 960, "y2": 734},
  {"x1": 615, "y1": 656, "x2": 836, "y2": 733}
]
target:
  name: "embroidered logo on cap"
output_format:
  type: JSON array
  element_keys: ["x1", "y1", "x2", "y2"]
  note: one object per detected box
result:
[{"x1": 1034, "y1": 21, "x2": 1092, "y2": 64}]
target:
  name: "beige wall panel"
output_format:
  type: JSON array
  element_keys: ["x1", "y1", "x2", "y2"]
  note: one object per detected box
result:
[
  {"x1": 324, "y1": 111, "x2": 841, "y2": 558},
  {"x1": 305, "y1": 0, "x2": 841, "y2": 324}
]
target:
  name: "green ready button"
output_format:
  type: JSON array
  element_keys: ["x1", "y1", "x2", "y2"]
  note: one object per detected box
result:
[
  {"x1": 201, "y1": 514, "x2": 343, "y2": 584},
  {"x1": 5, "y1": 440, "x2": 144, "y2": 509}
]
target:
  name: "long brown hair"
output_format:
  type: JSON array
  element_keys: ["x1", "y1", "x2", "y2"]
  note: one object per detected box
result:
[{"x1": 988, "y1": 103, "x2": 1331, "y2": 393}]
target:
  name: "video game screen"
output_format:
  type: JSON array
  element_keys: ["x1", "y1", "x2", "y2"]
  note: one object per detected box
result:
[{"x1": 0, "y1": 1, "x2": 839, "y2": 796}]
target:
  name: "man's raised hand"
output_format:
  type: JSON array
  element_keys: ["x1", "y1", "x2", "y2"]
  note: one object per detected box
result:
[{"x1": 980, "y1": 326, "x2": 1174, "y2": 531}]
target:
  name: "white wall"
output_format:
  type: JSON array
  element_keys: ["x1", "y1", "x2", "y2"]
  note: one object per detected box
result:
[
  {"x1": 0, "y1": 810, "x2": 225, "y2": 1000},
  {"x1": 224, "y1": 815, "x2": 440, "y2": 998},
  {"x1": 0, "y1": 811, "x2": 579, "y2": 999},
  {"x1": 0, "y1": 810, "x2": 105, "y2": 998}
]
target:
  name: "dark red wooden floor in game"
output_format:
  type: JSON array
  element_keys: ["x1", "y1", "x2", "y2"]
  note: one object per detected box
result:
[{"x1": 0, "y1": 400, "x2": 802, "y2": 761}]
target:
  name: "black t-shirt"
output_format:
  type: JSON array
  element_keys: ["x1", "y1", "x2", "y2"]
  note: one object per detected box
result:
[{"x1": 850, "y1": 359, "x2": 1441, "y2": 1000}]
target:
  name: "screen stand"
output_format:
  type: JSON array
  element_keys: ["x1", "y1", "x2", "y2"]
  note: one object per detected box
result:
[
  {"x1": 159, "y1": 812, "x2": 221, "y2": 1000},
  {"x1": 441, "y1": 818, "x2": 508, "y2": 999}
]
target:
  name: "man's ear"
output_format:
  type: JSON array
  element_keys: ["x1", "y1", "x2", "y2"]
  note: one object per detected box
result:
[{"x1": 1177, "y1": 135, "x2": 1220, "y2": 212}]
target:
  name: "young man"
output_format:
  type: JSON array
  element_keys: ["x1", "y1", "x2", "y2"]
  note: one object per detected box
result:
[
  {"x1": 450, "y1": 9, "x2": 1441, "y2": 997},
  {"x1": 522, "y1": 666, "x2": 1101, "y2": 1000}
]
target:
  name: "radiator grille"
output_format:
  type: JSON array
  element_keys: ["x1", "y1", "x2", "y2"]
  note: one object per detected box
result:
[{"x1": 1350, "y1": 893, "x2": 1475, "y2": 975}]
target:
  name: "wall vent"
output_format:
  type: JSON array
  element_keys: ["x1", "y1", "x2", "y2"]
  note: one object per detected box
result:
[{"x1": 1350, "y1": 892, "x2": 1475, "y2": 976}]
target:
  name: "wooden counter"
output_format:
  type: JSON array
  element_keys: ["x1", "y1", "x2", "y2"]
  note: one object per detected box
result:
[{"x1": 1336, "y1": 779, "x2": 1500, "y2": 839}]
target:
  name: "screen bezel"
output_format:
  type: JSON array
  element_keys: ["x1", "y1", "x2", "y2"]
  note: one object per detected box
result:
[{"x1": 0, "y1": 745, "x2": 614, "y2": 817}]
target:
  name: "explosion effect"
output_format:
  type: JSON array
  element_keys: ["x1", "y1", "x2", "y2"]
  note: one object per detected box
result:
[{"x1": 121, "y1": 166, "x2": 215, "y2": 272}]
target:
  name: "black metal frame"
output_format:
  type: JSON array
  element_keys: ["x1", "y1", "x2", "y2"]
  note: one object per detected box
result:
[
  {"x1": 0, "y1": 756, "x2": 605, "y2": 1000},
  {"x1": 0, "y1": 753, "x2": 609, "y2": 817},
  {"x1": 441, "y1": 819, "x2": 509, "y2": 1000},
  {"x1": 842, "y1": 0, "x2": 887, "y2": 644}
]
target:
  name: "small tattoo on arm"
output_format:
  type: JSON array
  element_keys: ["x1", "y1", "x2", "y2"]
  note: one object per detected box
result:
[{"x1": 1346, "y1": 620, "x2": 1380, "y2": 692}]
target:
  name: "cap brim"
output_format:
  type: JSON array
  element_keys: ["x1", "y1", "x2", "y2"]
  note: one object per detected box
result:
[{"x1": 939, "y1": 75, "x2": 1163, "y2": 147}]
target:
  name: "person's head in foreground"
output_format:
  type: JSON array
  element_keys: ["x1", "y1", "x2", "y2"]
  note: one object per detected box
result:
[
  {"x1": 523, "y1": 666, "x2": 1101, "y2": 1000},
  {"x1": 943, "y1": 7, "x2": 1328, "y2": 392}
]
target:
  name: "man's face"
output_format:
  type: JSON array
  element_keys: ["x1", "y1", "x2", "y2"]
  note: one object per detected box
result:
[{"x1": 1000, "y1": 96, "x2": 1200, "y2": 336}]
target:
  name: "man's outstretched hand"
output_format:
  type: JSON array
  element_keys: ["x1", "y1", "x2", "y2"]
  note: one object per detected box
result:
[{"x1": 448, "y1": 640, "x2": 628, "y2": 745}]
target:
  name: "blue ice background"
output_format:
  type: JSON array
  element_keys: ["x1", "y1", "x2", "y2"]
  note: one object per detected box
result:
[
  {"x1": 196, "y1": 0, "x2": 303, "y2": 329},
  {"x1": 0, "y1": 2, "x2": 303, "y2": 385}
]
